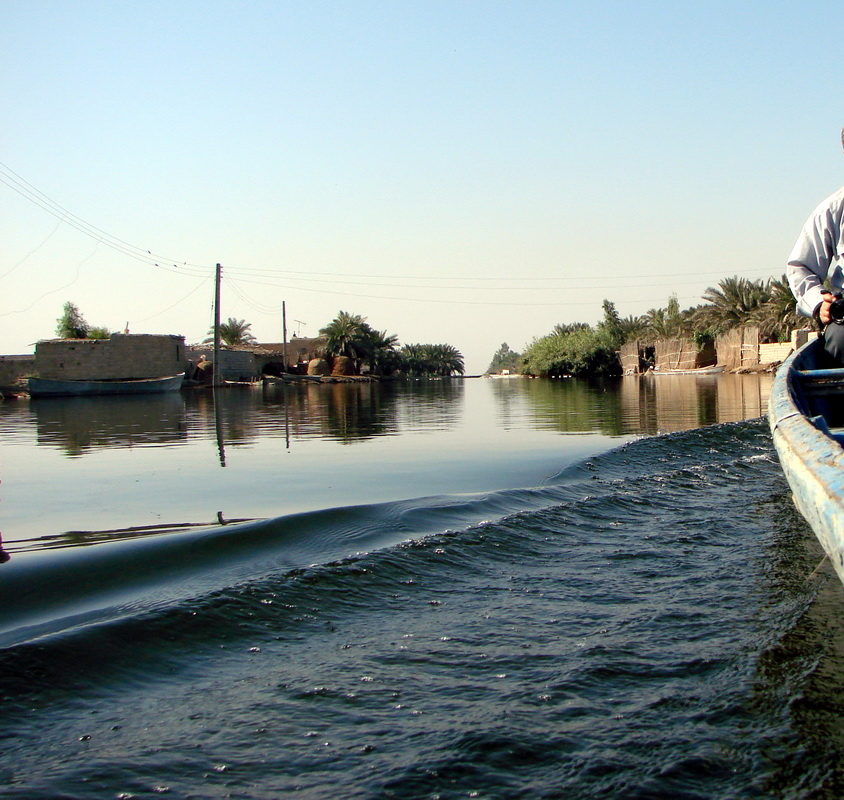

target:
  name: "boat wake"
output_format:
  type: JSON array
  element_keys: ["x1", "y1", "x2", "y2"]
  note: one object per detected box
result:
[
  {"x1": 0, "y1": 419, "x2": 776, "y2": 651},
  {"x1": 2, "y1": 418, "x2": 832, "y2": 800}
]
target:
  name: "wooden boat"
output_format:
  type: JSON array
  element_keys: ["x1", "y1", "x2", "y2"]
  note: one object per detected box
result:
[
  {"x1": 28, "y1": 373, "x2": 185, "y2": 397},
  {"x1": 769, "y1": 337, "x2": 844, "y2": 584}
]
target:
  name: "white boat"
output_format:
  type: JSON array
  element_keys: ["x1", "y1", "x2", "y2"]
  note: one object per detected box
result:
[
  {"x1": 652, "y1": 365, "x2": 723, "y2": 375},
  {"x1": 769, "y1": 337, "x2": 844, "y2": 584},
  {"x1": 28, "y1": 373, "x2": 185, "y2": 397}
]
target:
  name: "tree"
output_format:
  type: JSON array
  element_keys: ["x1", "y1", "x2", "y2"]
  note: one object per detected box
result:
[
  {"x1": 205, "y1": 317, "x2": 257, "y2": 346},
  {"x1": 361, "y1": 328, "x2": 401, "y2": 375},
  {"x1": 693, "y1": 277, "x2": 769, "y2": 335},
  {"x1": 56, "y1": 301, "x2": 90, "y2": 339},
  {"x1": 318, "y1": 311, "x2": 402, "y2": 375},
  {"x1": 618, "y1": 314, "x2": 648, "y2": 342},
  {"x1": 553, "y1": 322, "x2": 590, "y2": 336},
  {"x1": 487, "y1": 342, "x2": 521, "y2": 374},
  {"x1": 752, "y1": 275, "x2": 802, "y2": 342},
  {"x1": 398, "y1": 343, "x2": 465, "y2": 376},
  {"x1": 598, "y1": 299, "x2": 625, "y2": 349},
  {"x1": 639, "y1": 294, "x2": 689, "y2": 342},
  {"x1": 521, "y1": 324, "x2": 621, "y2": 377},
  {"x1": 319, "y1": 311, "x2": 370, "y2": 371},
  {"x1": 427, "y1": 343, "x2": 465, "y2": 376}
]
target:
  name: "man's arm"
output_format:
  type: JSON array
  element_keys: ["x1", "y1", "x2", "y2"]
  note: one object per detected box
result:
[{"x1": 787, "y1": 205, "x2": 839, "y2": 317}]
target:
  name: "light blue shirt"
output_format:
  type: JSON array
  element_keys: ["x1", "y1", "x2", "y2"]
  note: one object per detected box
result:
[{"x1": 787, "y1": 184, "x2": 844, "y2": 317}]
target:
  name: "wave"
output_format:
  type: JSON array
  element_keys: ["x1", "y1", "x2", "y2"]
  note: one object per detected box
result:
[
  {"x1": 0, "y1": 419, "x2": 775, "y2": 652},
  {"x1": 1, "y1": 417, "x2": 821, "y2": 800}
]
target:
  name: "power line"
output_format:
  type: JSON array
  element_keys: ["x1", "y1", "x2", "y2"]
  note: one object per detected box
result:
[
  {"x1": 0, "y1": 162, "x2": 784, "y2": 314},
  {"x1": 0, "y1": 217, "x2": 63, "y2": 282},
  {"x1": 221, "y1": 269, "x2": 773, "y2": 293},
  {"x1": 223, "y1": 272, "x2": 707, "y2": 308},
  {"x1": 0, "y1": 243, "x2": 98, "y2": 316},
  {"x1": 225, "y1": 276, "x2": 285, "y2": 315},
  {"x1": 220, "y1": 263, "x2": 777, "y2": 284},
  {"x1": 128, "y1": 275, "x2": 213, "y2": 324},
  {"x1": 0, "y1": 161, "x2": 213, "y2": 275}
]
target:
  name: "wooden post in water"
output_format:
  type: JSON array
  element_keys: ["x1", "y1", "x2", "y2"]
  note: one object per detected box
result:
[{"x1": 213, "y1": 263, "x2": 222, "y2": 389}]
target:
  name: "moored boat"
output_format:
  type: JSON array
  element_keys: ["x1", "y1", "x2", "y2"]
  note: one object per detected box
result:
[
  {"x1": 28, "y1": 373, "x2": 185, "y2": 398},
  {"x1": 652, "y1": 365, "x2": 723, "y2": 375},
  {"x1": 768, "y1": 337, "x2": 844, "y2": 584}
]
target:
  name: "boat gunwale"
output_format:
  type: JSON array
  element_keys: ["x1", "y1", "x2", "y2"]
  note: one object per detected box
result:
[
  {"x1": 27, "y1": 373, "x2": 185, "y2": 397},
  {"x1": 769, "y1": 339, "x2": 844, "y2": 584}
]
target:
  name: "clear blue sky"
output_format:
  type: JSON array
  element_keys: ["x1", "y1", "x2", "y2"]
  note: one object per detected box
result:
[{"x1": 2, "y1": 0, "x2": 843, "y2": 373}]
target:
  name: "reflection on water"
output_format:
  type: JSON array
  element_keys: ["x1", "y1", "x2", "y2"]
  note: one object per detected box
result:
[
  {"x1": 29, "y1": 394, "x2": 188, "y2": 456},
  {"x1": 4, "y1": 374, "x2": 772, "y2": 457},
  {"x1": 489, "y1": 373, "x2": 772, "y2": 436},
  {"x1": 261, "y1": 379, "x2": 464, "y2": 444},
  {"x1": 0, "y1": 373, "x2": 775, "y2": 549}
]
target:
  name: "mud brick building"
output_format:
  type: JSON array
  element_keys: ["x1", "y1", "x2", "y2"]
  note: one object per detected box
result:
[{"x1": 34, "y1": 334, "x2": 188, "y2": 380}]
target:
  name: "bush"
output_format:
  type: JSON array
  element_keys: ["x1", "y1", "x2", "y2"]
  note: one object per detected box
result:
[{"x1": 522, "y1": 326, "x2": 621, "y2": 377}]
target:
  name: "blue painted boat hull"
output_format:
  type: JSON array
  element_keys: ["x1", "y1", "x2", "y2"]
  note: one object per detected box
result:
[
  {"x1": 28, "y1": 373, "x2": 185, "y2": 397},
  {"x1": 769, "y1": 338, "x2": 844, "y2": 584}
]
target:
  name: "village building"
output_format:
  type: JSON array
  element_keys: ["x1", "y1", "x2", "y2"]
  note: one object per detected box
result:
[
  {"x1": 186, "y1": 336, "x2": 325, "y2": 382},
  {"x1": 33, "y1": 334, "x2": 188, "y2": 381}
]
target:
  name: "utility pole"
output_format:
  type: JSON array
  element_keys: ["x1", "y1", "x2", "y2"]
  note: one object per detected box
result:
[
  {"x1": 214, "y1": 263, "x2": 222, "y2": 389},
  {"x1": 282, "y1": 300, "x2": 288, "y2": 373}
]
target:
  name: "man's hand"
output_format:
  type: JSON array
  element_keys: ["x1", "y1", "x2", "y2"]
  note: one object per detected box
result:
[{"x1": 820, "y1": 291, "x2": 835, "y2": 325}]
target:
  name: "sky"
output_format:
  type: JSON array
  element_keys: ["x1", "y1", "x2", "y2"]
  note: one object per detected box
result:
[{"x1": 2, "y1": 0, "x2": 844, "y2": 375}]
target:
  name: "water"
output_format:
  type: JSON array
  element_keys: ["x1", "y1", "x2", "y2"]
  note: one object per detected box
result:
[{"x1": 1, "y1": 373, "x2": 843, "y2": 799}]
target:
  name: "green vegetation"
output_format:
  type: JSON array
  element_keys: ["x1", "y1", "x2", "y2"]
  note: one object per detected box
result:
[
  {"x1": 519, "y1": 275, "x2": 806, "y2": 378},
  {"x1": 487, "y1": 342, "x2": 521, "y2": 374},
  {"x1": 318, "y1": 311, "x2": 465, "y2": 377},
  {"x1": 399, "y1": 343, "x2": 465, "y2": 377},
  {"x1": 521, "y1": 320, "x2": 622, "y2": 378},
  {"x1": 205, "y1": 317, "x2": 257, "y2": 346},
  {"x1": 319, "y1": 311, "x2": 401, "y2": 375},
  {"x1": 55, "y1": 301, "x2": 111, "y2": 339}
]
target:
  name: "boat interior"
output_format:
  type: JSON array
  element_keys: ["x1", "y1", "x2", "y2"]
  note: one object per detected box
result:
[{"x1": 792, "y1": 344, "x2": 844, "y2": 439}]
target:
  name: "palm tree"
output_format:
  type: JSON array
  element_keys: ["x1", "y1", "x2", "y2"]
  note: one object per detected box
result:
[
  {"x1": 318, "y1": 311, "x2": 374, "y2": 373},
  {"x1": 430, "y1": 343, "x2": 465, "y2": 376},
  {"x1": 204, "y1": 317, "x2": 257, "y2": 346},
  {"x1": 751, "y1": 274, "x2": 803, "y2": 342},
  {"x1": 398, "y1": 343, "x2": 425, "y2": 376},
  {"x1": 641, "y1": 294, "x2": 690, "y2": 341},
  {"x1": 642, "y1": 307, "x2": 672, "y2": 340},
  {"x1": 361, "y1": 328, "x2": 401, "y2": 375},
  {"x1": 553, "y1": 322, "x2": 590, "y2": 337},
  {"x1": 618, "y1": 314, "x2": 648, "y2": 342},
  {"x1": 693, "y1": 276, "x2": 769, "y2": 335},
  {"x1": 400, "y1": 343, "x2": 465, "y2": 376}
]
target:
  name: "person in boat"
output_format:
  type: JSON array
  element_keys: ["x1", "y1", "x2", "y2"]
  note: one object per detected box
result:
[{"x1": 787, "y1": 128, "x2": 844, "y2": 365}]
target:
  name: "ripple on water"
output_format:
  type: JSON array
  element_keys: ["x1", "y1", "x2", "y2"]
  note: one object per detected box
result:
[{"x1": 0, "y1": 420, "x2": 839, "y2": 799}]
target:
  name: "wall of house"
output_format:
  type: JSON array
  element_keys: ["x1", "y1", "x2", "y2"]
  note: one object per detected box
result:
[
  {"x1": 619, "y1": 341, "x2": 642, "y2": 374},
  {"x1": 186, "y1": 347, "x2": 260, "y2": 381},
  {"x1": 0, "y1": 355, "x2": 35, "y2": 387},
  {"x1": 757, "y1": 329, "x2": 817, "y2": 365},
  {"x1": 758, "y1": 342, "x2": 793, "y2": 364},
  {"x1": 35, "y1": 334, "x2": 187, "y2": 380},
  {"x1": 654, "y1": 338, "x2": 702, "y2": 370},
  {"x1": 715, "y1": 328, "x2": 760, "y2": 370}
]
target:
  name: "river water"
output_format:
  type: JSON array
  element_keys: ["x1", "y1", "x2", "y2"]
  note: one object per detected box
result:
[{"x1": 1, "y1": 373, "x2": 842, "y2": 799}]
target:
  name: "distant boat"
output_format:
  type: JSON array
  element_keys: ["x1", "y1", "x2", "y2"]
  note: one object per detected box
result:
[
  {"x1": 651, "y1": 365, "x2": 723, "y2": 375},
  {"x1": 769, "y1": 338, "x2": 844, "y2": 586},
  {"x1": 28, "y1": 373, "x2": 185, "y2": 398}
]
